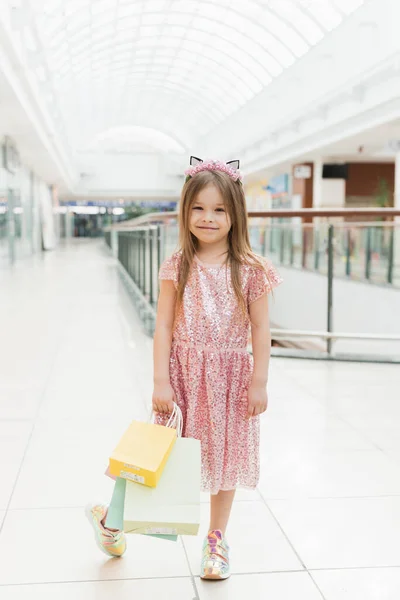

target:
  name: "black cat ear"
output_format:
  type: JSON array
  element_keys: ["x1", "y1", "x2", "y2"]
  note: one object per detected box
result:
[
  {"x1": 226, "y1": 159, "x2": 240, "y2": 170},
  {"x1": 190, "y1": 156, "x2": 203, "y2": 167}
]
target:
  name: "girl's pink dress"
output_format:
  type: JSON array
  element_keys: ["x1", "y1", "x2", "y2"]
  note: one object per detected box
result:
[{"x1": 158, "y1": 252, "x2": 282, "y2": 494}]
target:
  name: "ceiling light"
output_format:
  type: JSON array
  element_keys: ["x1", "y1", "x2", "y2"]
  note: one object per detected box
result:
[{"x1": 72, "y1": 206, "x2": 100, "y2": 214}]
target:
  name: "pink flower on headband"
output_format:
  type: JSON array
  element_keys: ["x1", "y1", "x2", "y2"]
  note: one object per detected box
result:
[{"x1": 185, "y1": 158, "x2": 243, "y2": 183}]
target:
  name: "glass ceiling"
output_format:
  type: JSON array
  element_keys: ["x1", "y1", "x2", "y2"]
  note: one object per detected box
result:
[{"x1": 11, "y1": 0, "x2": 366, "y2": 154}]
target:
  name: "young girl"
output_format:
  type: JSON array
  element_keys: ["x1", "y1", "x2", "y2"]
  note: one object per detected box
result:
[{"x1": 86, "y1": 157, "x2": 282, "y2": 580}]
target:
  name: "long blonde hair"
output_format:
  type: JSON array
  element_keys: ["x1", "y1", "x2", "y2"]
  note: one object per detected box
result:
[{"x1": 176, "y1": 170, "x2": 270, "y2": 318}]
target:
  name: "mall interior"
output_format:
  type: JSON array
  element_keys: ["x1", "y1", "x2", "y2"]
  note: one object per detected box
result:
[{"x1": 1, "y1": 0, "x2": 400, "y2": 598}]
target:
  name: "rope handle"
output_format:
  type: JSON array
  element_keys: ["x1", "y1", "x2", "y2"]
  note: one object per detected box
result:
[{"x1": 149, "y1": 402, "x2": 183, "y2": 438}]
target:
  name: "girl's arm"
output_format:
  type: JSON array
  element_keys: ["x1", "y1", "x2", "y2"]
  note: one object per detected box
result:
[
  {"x1": 152, "y1": 279, "x2": 177, "y2": 414},
  {"x1": 247, "y1": 292, "x2": 271, "y2": 418}
]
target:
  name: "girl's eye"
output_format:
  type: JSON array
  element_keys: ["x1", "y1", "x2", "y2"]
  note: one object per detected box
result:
[{"x1": 192, "y1": 206, "x2": 224, "y2": 212}]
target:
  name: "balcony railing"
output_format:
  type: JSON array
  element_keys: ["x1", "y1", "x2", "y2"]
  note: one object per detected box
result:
[{"x1": 104, "y1": 208, "x2": 400, "y2": 363}]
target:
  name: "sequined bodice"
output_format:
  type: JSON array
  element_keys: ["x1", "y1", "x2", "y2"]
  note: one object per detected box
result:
[
  {"x1": 173, "y1": 260, "x2": 250, "y2": 350},
  {"x1": 159, "y1": 251, "x2": 281, "y2": 352}
]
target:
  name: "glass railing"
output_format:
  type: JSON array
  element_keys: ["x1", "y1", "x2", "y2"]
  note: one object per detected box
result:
[
  {"x1": 104, "y1": 231, "x2": 111, "y2": 249},
  {"x1": 0, "y1": 214, "x2": 7, "y2": 264},
  {"x1": 125, "y1": 216, "x2": 400, "y2": 288},
  {"x1": 249, "y1": 220, "x2": 399, "y2": 288},
  {"x1": 116, "y1": 227, "x2": 161, "y2": 334},
  {"x1": 104, "y1": 208, "x2": 400, "y2": 362}
]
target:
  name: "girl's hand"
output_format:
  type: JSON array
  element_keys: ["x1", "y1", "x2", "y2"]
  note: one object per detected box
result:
[
  {"x1": 152, "y1": 381, "x2": 176, "y2": 415},
  {"x1": 247, "y1": 383, "x2": 268, "y2": 418}
]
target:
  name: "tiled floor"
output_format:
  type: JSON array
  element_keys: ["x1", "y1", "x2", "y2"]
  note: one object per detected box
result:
[{"x1": 1, "y1": 239, "x2": 400, "y2": 599}]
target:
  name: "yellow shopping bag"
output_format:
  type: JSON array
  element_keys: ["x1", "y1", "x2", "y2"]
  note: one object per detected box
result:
[{"x1": 108, "y1": 405, "x2": 181, "y2": 487}]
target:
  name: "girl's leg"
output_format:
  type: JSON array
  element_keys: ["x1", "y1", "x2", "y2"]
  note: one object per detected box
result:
[
  {"x1": 209, "y1": 490, "x2": 236, "y2": 534},
  {"x1": 201, "y1": 490, "x2": 234, "y2": 580}
]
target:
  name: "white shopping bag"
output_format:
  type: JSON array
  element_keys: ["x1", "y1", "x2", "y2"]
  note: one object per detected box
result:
[{"x1": 123, "y1": 436, "x2": 201, "y2": 536}]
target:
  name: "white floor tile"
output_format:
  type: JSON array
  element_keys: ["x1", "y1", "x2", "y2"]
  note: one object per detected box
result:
[
  {"x1": 44, "y1": 362, "x2": 135, "y2": 391},
  {"x1": 0, "y1": 359, "x2": 51, "y2": 387},
  {"x1": 261, "y1": 413, "x2": 375, "y2": 451},
  {"x1": 50, "y1": 352, "x2": 135, "y2": 384},
  {"x1": 10, "y1": 418, "x2": 149, "y2": 509},
  {"x1": 259, "y1": 449, "x2": 400, "y2": 499},
  {"x1": 60, "y1": 322, "x2": 125, "y2": 345},
  {"x1": 265, "y1": 392, "x2": 328, "y2": 417},
  {"x1": 197, "y1": 572, "x2": 323, "y2": 599},
  {"x1": 340, "y1": 411, "x2": 400, "y2": 431},
  {"x1": 311, "y1": 567, "x2": 400, "y2": 600},
  {"x1": 353, "y1": 428, "x2": 400, "y2": 452},
  {"x1": 0, "y1": 508, "x2": 190, "y2": 585},
  {"x1": 201, "y1": 489, "x2": 260, "y2": 503},
  {"x1": 0, "y1": 385, "x2": 43, "y2": 419},
  {"x1": 334, "y1": 393, "x2": 400, "y2": 418},
  {"x1": 268, "y1": 497, "x2": 400, "y2": 569},
  {"x1": 183, "y1": 501, "x2": 303, "y2": 576},
  {"x1": 53, "y1": 346, "x2": 133, "y2": 370},
  {"x1": 0, "y1": 422, "x2": 32, "y2": 509},
  {"x1": 305, "y1": 384, "x2": 400, "y2": 417},
  {"x1": 285, "y1": 361, "x2": 393, "y2": 386},
  {"x1": 0, "y1": 578, "x2": 195, "y2": 600},
  {"x1": 387, "y1": 450, "x2": 400, "y2": 467},
  {"x1": 38, "y1": 384, "x2": 145, "y2": 420}
]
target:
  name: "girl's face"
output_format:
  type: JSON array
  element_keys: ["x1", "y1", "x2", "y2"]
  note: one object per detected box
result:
[{"x1": 189, "y1": 184, "x2": 231, "y2": 246}]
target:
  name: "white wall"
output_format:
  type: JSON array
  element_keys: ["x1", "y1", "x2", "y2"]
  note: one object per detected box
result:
[
  {"x1": 321, "y1": 179, "x2": 346, "y2": 208},
  {"x1": 269, "y1": 266, "x2": 400, "y2": 357},
  {"x1": 38, "y1": 179, "x2": 56, "y2": 250},
  {"x1": 32, "y1": 172, "x2": 42, "y2": 252},
  {"x1": 19, "y1": 166, "x2": 32, "y2": 256},
  {"x1": 73, "y1": 153, "x2": 182, "y2": 198}
]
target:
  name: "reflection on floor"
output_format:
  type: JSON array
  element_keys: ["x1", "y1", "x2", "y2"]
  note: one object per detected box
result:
[{"x1": 0, "y1": 239, "x2": 400, "y2": 599}]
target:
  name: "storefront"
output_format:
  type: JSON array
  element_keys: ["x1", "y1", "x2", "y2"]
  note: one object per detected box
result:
[{"x1": 0, "y1": 136, "x2": 56, "y2": 266}]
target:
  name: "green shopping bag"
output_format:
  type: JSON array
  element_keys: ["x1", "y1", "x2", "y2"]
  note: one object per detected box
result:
[
  {"x1": 106, "y1": 477, "x2": 178, "y2": 542},
  {"x1": 122, "y1": 436, "x2": 201, "y2": 536}
]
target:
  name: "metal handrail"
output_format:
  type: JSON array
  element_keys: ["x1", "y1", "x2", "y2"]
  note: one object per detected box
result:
[
  {"x1": 251, "y1": 220, "x2": 400, "y2": 230},
  {"x1": 270, "y1": 329, "x2": 400, "y2": 342},
  {"x1": 104, "y1": 207, "x2": 400, "y2": 231}
]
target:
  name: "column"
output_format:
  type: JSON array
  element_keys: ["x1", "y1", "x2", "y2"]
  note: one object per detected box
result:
[
  {"x1": 312, "y1": 158, "x2": 323, "y2": 208},
  {"x1": 393, "y1": 153, "x2": 400, "y2": 282},
  {"x1": 0, "y1": 165, "x2": 8, "y2": 263},
  {"x1": 395, "y1": 152, "x2": 400, "y2": 209}
]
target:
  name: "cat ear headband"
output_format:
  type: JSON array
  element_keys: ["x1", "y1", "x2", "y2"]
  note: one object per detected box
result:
[{"x1": 184, "y1": 156, "x2": 242, "y2": 183}]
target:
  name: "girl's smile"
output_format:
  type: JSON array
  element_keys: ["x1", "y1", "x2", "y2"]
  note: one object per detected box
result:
[{"x1": 189, "y1": 184, "x2": 231, "y2": 245}]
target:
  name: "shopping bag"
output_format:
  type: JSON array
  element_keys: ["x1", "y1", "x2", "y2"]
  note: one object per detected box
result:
[
  {"x1": 123, "y1": 436, "x2": 201, "y2": 536},
  {"x1": 105, "y1": 477, "x2": 125, "y2": 531},
  {"x1": 106, "y1": 477, "x2": 178, "y2": 542},
  {"x1": 108, "y1": 404, "x2": 182, "y2": 487},
  {"x1": 104, "y1": 465, "x2": 116, "y2": 481}
]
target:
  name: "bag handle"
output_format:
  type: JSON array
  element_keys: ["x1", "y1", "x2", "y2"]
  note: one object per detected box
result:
[
  {"x1": 149, "y1": 402, "x2": 183, "y2": 438},
  {"x1": 165, "y1": 403, "x2": 183, "y2": 438}
]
